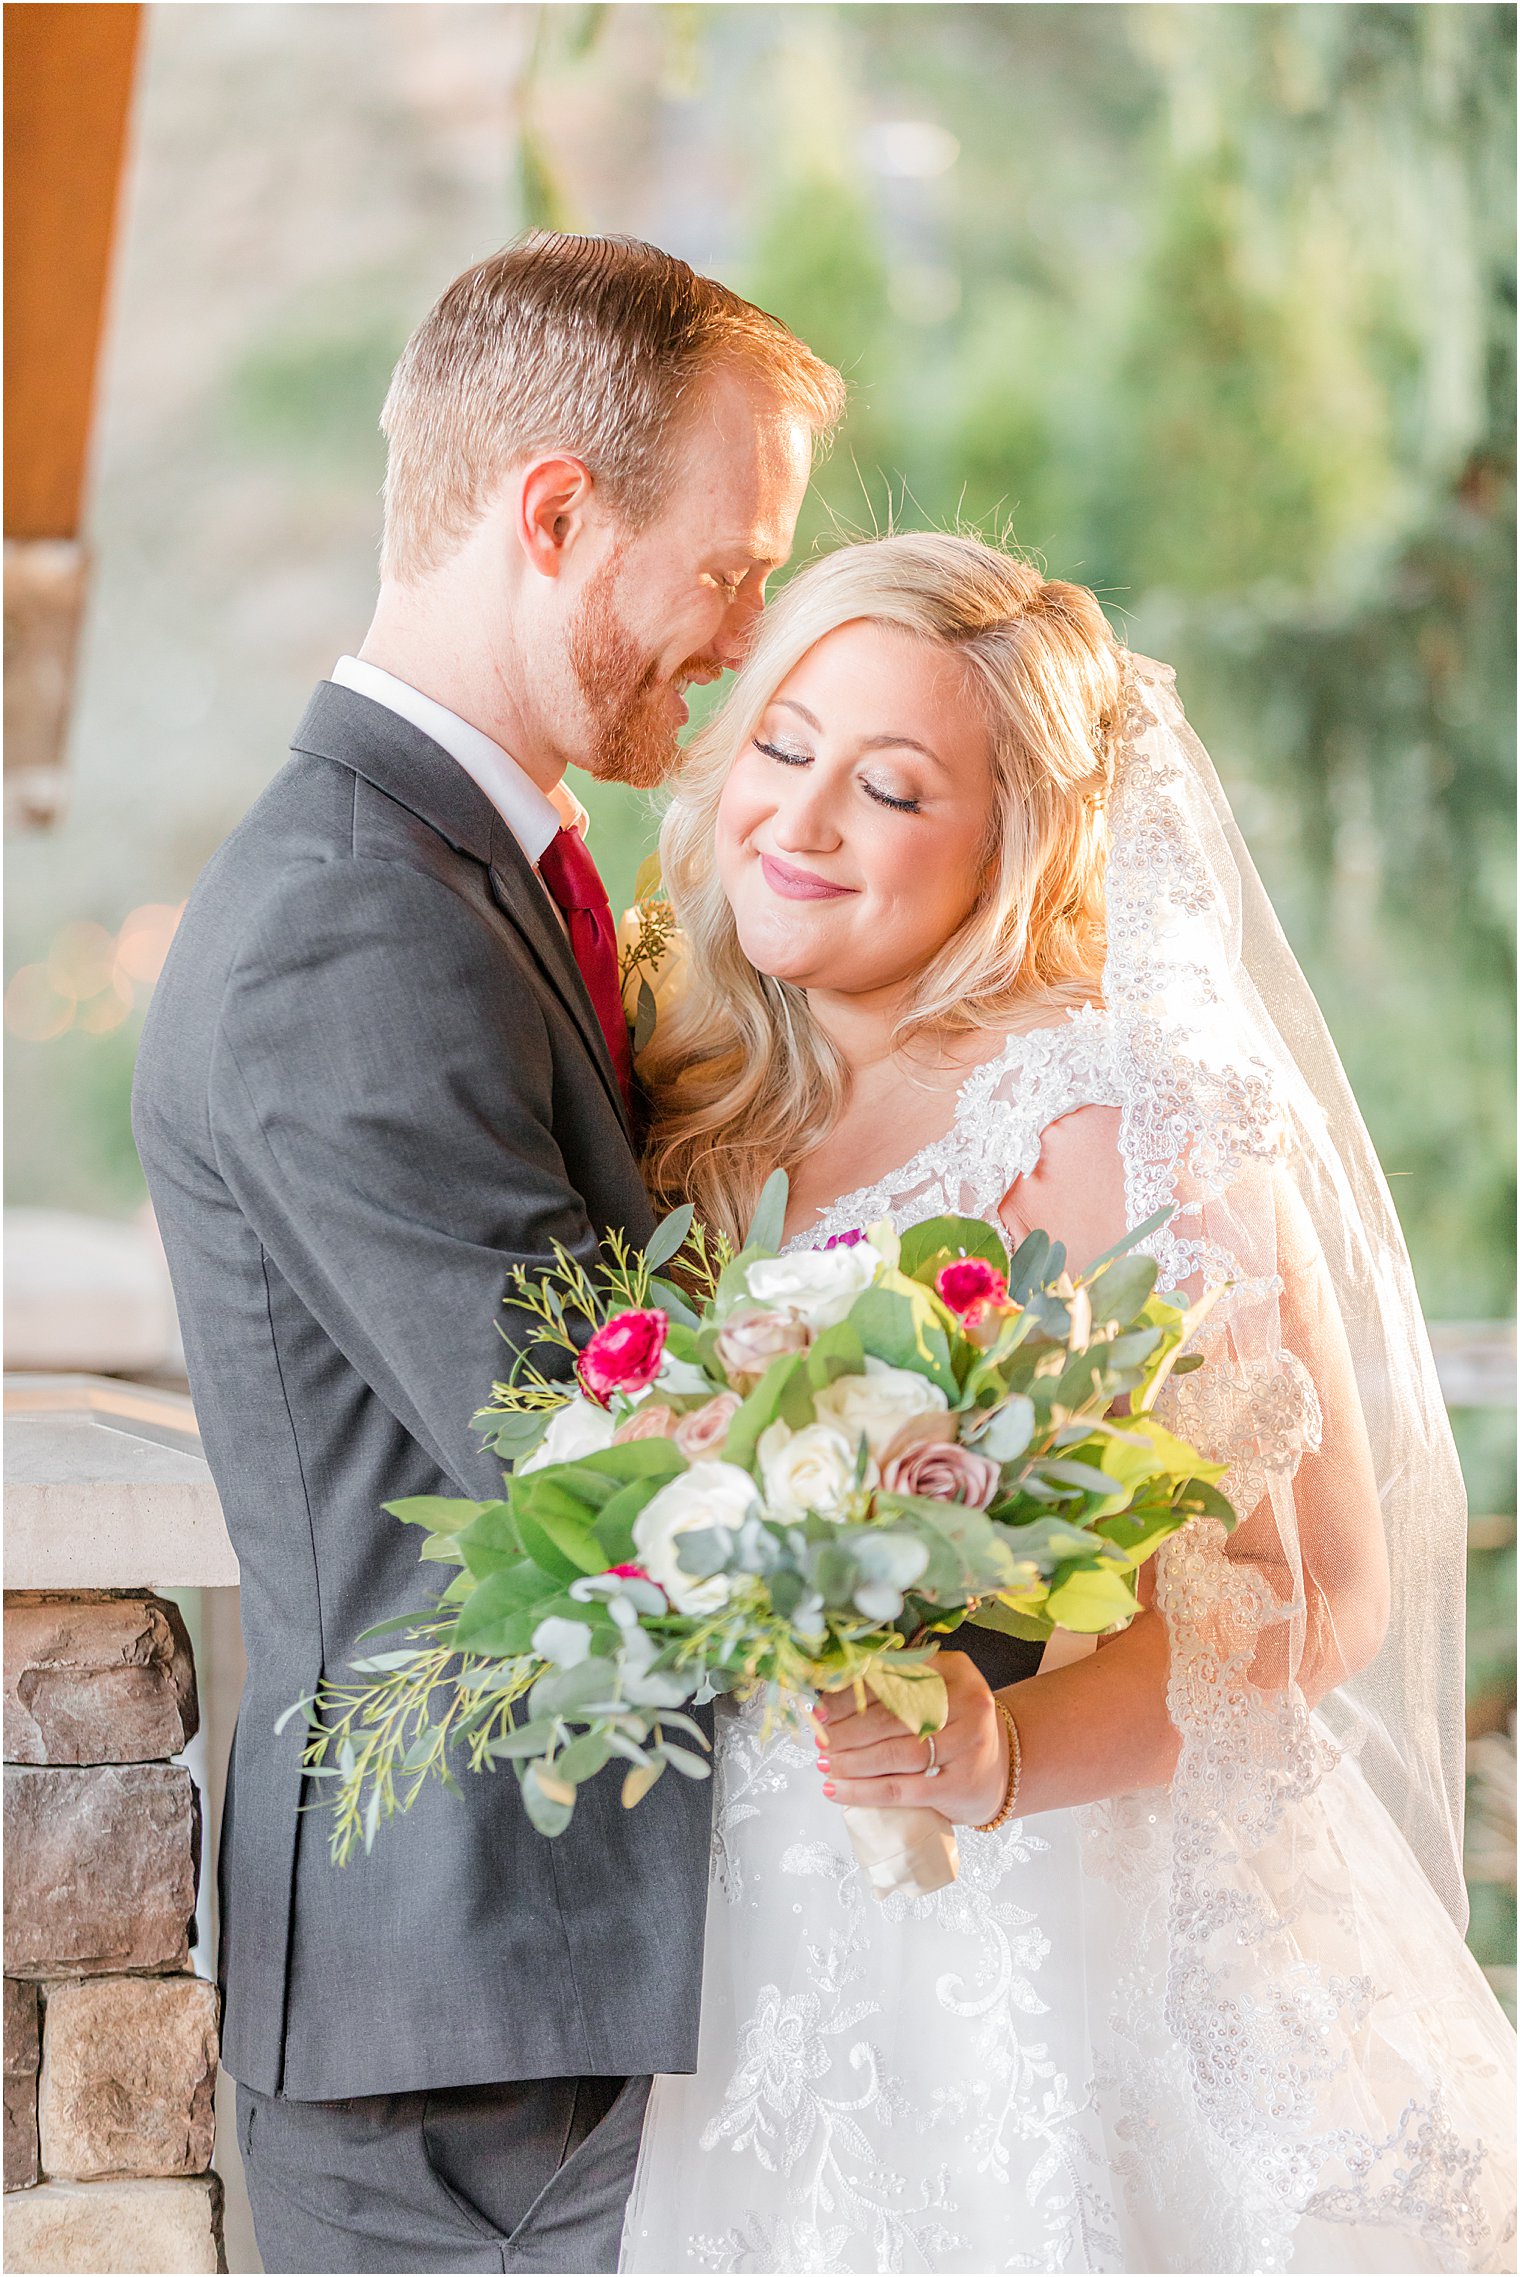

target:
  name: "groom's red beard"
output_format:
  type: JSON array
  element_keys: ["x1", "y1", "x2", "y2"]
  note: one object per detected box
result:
[{"x1": 567, "y1": 552, "x2": 713, "y2": 790}]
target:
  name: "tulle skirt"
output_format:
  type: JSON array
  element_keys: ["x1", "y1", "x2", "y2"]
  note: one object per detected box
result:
[{"x1": 620, "y1": 1700, "x2": 1516, "y2": 2275}]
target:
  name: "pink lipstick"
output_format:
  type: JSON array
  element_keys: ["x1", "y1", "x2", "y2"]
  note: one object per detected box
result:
[{"x1": 759, "y1": 853, "x2": 857, "y2": 902}]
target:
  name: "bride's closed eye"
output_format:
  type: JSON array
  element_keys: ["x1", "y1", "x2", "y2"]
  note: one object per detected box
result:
[{"x1": 751, "y1": 737, "x2": 923, "y2": 815}]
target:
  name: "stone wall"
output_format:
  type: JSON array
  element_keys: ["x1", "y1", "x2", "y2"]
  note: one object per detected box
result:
[{"x1": 3, "y1": 1592, "x2": 224, "y2": 2274}]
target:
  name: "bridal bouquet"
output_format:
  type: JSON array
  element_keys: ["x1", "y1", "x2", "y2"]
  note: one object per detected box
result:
[{"x1": 293, "y1": 1174, "x2": 1232, "y2": 1880}]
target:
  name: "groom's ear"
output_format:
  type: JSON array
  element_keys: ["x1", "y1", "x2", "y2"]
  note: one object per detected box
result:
[{"x1": 514, "y1": 455, "x2": 597, "y2": 581}]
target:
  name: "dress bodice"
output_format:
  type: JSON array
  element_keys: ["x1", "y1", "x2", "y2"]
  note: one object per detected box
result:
[{"x1": 783, "y1": 1006, "x2": 1123, "y2": 1255}]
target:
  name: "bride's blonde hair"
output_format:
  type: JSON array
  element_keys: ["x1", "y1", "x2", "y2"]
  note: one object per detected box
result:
[{"x1": 641, "y1": 531, "x2": 1127, "y2": 1243}]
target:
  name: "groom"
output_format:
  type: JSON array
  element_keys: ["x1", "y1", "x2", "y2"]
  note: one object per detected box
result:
[{"x1": 132, "y1": 234, "x2": 842, "y2": 2274}]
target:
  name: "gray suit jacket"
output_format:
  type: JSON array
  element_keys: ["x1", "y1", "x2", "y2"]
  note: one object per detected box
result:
[{"x1": 132, "y1": 682, "x2": 712, "y2": 2099}]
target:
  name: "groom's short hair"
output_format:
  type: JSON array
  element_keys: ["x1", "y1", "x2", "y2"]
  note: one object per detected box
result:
[{"x1": 379, "y1": 233, "x2": 845, "y2": 583}]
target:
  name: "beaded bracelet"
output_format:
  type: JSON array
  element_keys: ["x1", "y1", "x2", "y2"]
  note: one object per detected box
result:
[{"x1": 973, "y1": 1699, "x2": 1023, "y2": 1831}]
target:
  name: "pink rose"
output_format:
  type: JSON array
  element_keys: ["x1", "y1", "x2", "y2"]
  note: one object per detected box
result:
[
  {"x1": 612, "y1": 1401, "x2": 680, "y2": 1443},
  {"x1": 714, "y1": 1308, "x2": 812, "y2": 1389},
  {"x1": 673, "y1": 1391, "x2": 742, "y2": 1460},
  {"x1": 883, "y1": 1435, "x2": 1002, "y2": 1508},
  {"x1": 936, "y1": 1257, "x2": 1009, "y2": 1323},
  {"x1": 578, "y1": 1308, "x2": 668, "y2": 1406}
]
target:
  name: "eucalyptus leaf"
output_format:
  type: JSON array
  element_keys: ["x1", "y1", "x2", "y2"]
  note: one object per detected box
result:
[
  {"x1": 471, "y1": 1409, "x2": 552, "y2": 1460},
  {"x1": 633, "y1": 977, "x2": 658, "y2": 1056},
  {"x1": 745, "y1": 1167, "x2": 790, "y2": 1254},
  {"x1": 1086, "y1": 1255, "x2": 1160, "y2": 1328},
  {"x1": 353, "y1": 1612, "x2": 432, "y2": 1643},
  {"x1": 674, "y1": 1525, "x2": 736, "y2": 1580},
  {"x1": 554, "y1": 1729, "x2": 614, "y2": 1783},
  {"x1": 649, "y1": 1274, "x2": 701, "y2": 1328},
  {"x1": 622, "y1": 1759, "x2": 665, "y2": 1808},
  {"x1": 520, "y1": 1765, "x2": 575, "y2": 1835},
  {"x1": 1039, "y1": 1458, "x2": 1121, "y2": 1495},
  {"x1": 658, "y1": 1742, "x2": 714, "y2": 1779},
  {"x1": 531, "y1": 1656, "x2": 620, "y2": 1717},
  {"x1": 1007, "y1": 1228, "x2": 1050, "y2": 1303},
  {"x1": 1079, "y1": 1205, "x2": 1173, "y2": 1279},
  {"x1": 972, "y1": 1394, "x2": 1036, "y2": 1462},
  {"x1": 485, "y1": 1719, "x2": 559, "y2": 1760},
  {"x1": 644, "y1": 1202, "x2": 695, "y2": 1273}
]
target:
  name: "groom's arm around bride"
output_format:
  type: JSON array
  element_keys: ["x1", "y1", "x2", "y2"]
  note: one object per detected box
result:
[{"x1": 131, "y1": 233, "x2": 842, "y2": 2275}]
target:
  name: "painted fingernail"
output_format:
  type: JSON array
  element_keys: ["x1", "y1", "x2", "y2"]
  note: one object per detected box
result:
[
  {"x1": 822, "y1": 1782, "x2": 835, "y2": 1798},
  {"x1": 816, "y1": 1756, "x2": 829, "y2": 1772}
]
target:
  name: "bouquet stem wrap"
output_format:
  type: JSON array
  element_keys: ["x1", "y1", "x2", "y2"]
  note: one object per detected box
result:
[{"x1": 844, "y1": 1803, "x2": 960, "y2": 1899}]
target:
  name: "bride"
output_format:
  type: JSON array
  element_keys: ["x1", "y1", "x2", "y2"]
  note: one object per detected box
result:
[{"x1": 615, "y1": 532, "x2": 1516, "y2": 2275}]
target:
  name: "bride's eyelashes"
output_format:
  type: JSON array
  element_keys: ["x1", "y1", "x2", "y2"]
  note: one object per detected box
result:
[
  {"x1": 752, "y1": 735, "x2": 811, "y2": 766},
  {"x1": 863, "y1": 781, "x2": 922, "y2": 815},
  {"x1": 750, "y1": 736, "x2": 923, "y2": 816}
]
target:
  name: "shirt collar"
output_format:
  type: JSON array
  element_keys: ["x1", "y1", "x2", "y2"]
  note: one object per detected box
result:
[{"x1": 330, "y1": 655, "x2": 586, "y2": 866}]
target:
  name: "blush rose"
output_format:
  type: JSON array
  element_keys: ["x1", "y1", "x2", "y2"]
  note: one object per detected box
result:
[
  {"x1": 674, "y1": 1392, "x2": 742, "y2": 1460},
  {"x1": 612, "y1": 1402, "x2": 680, "y2": 1444},
  {"x1": 714, "y1": 1307, "x2": 812, "y2": 1389},
  {"x1": 882, "y1": 1436, "x2": 1002, "y2": 1508}
]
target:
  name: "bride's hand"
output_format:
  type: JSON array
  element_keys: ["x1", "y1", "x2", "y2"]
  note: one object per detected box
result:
[{"x1": 813, "y1": 1651, "x2": 1008, "y2": 1826}]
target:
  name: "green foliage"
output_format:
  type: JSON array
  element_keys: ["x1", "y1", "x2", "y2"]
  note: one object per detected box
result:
[{"x1": 301, "y1": 1191, "x2": 1232, "y2": 1856}]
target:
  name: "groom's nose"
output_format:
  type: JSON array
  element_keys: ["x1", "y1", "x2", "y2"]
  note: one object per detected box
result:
[{"x1": 715, "y1": 582, "x2": 767, "y2": 669}]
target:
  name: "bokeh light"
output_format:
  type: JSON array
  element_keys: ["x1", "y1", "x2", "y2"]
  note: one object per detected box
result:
[{"x1": 5, "y1": 902, "x2": 184, "y2": 1041}]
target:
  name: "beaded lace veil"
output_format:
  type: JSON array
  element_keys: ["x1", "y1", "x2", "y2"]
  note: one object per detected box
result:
[{"x1": 1107, "y1": 655, "x2": 1468, "y2": 1923}]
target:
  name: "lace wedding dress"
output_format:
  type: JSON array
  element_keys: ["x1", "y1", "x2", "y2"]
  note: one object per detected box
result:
[
  {"x1": 620, "y1": 662, "x2": 1516, "y2": 2275},
  {"x1": 620, "y1": 1014, "x2": 1512, "y2": 2275}
]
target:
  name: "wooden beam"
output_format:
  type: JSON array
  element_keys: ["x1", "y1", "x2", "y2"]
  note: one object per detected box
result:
[{"x1": 4, "y1": 3, "x2": 143, "y2": 540}]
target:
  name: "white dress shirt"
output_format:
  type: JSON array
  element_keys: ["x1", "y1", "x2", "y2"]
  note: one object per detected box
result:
[{"x1": 330, "y1": 656, "x2": 587, "y2": 875}]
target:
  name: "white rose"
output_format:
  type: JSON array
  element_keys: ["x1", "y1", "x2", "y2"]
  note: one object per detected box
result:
[
  {"x1": 757, "y1": 1420, "x2": 868, "y2": 1522},
  {"x1": 813, "y1": 1357, "x2": 950, "y2": 1463},
  {"x1": 632, "y1": 1461, "x2": 758, "y2": 1617},
  {"x1": 744, "y1": 1244, "x2": 879, "y2": 1329},
  {"x1": 518, "y1": 1396, "x2": 617, "y2": 1474}
]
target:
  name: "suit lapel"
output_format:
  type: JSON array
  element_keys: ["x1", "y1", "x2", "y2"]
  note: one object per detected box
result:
[{"x1": 291, "y1": 679, "x2": 631, "y2": 1139}]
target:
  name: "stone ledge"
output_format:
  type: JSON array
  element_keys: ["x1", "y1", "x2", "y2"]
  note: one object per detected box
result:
[
  {"x1": 2, "y1": 2173, "x2": 223, "y2": 2274},
  {"x1": 4, "y1": 1978, "x2": 40, "y2": 2193},
  {"x1": 3, "y1": 1766, "x2": 198, "y2": 1980},
  {"x1": 39, "y1": 1975, "x2": 217, "y2": 2181},
  {"x1": 4, "y1": 1596, "x2": 198, "y2": 1766},
  {"x1": 4, "y1": 1377, "x2": 236, "y2": 1591}
]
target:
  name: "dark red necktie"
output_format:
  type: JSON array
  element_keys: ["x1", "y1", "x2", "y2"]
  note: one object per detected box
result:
[{"x1": 537, "y1": 826, "x2": 635, "y2": 1120}]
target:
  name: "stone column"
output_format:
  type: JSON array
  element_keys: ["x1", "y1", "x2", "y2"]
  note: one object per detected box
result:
[{"x1": 4, "y1": 1591, "x2": 224, "y2": 2275}]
